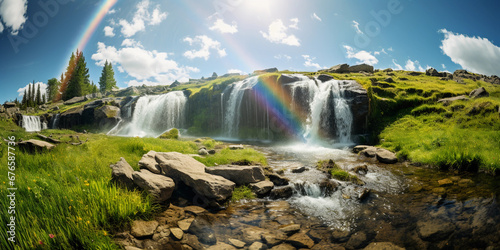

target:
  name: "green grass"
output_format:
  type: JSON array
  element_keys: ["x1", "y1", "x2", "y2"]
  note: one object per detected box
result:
[
  {"x1": 194, "y1": 148, "x2": 267, "y2": 167},
  {"x1": 230, "y1": 186, "x2": 255, "y2": 202},
  {"x1": 0, "y1": 120, "x2": 267, "y2": 249},
  {"x1": 158, "y1": 128, "x2": 179, "y2": 140}
]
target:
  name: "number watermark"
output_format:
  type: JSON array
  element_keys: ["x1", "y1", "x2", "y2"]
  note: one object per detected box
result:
[{"x1": 6, "y1": 136, "x2": 17, "y2": 243}]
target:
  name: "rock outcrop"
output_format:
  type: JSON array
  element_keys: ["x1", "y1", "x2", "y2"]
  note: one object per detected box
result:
[
  {"x1": 355, "y1": 145, "x2": 398, "y2": 164},
  {"x1": 205, "y1": 165, "x2": 266, "y2": 185},
  {"x1": 109, "y1": 157, "x2": 136, "y2": 190},
  {"x1": 324, "y1": 63, "x2": 374, "y2": 73},
  {"x1": 469, "y1": 87, "x2": 489, "y2": 98},
  {"x1": 18, "y1": 139, "x2": 55, "y2": 153},
  {"x1": 133, "y1": 169, "x2": 175, "y2": 202}
]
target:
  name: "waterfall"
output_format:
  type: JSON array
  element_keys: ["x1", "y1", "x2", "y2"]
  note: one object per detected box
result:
[
  {"x1": 51, "y1": 114, "x2": 60, "y2": 129},
  {"x1": 22, "y1": 115, "x2": 45, "y2": 132},
  {"x1": 223, "y1": 76, "x2": 259, "y2": 137},
  {"x1": 109, "y1": 91, "x2": 187, "y2": 137}
]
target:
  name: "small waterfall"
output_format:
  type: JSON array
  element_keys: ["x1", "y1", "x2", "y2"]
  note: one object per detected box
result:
[
  {"x1": 223, "y1": 76, "x2": 259, "y2": 137},
  {"x1": 22, "y1": 115, "x2": 45, "y2": 132},
  {"x1": 110, "y1": 91, "x2": 187, "y2": 137},
  {"x1": 51, "y1": 114, "x2": 60, "y2": 129}
]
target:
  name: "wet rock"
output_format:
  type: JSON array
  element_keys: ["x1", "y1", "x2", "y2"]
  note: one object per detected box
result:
[
  {"x1": 458, "y1": 179, "x2": 475, "y2": 188},
  {"x1": 110, "y1": 157, "x2": 135, "y2": 190},
  {"x1": 131, "y1": 220, "x2": 159, "y2": 238},
  {"x1": 262, "y1": 231, "x2": 287, "y2": 246},
  {"x1": 228, "y1": 238, "x2": 246, "y2": 248},
  {"x1": 375, "y1": 148, "x2": 398, "y2": 164},
  {"x1": 317, "y1": 74, "x2": 334, "y2": 82},
  {"x1": 345, "y1": 231, "x2": 369, "y2": 249},
  {"x1": 319, "y1": 180, "x2": 339, "y2": 196},
  {"x1": 248, "y1": 242, "x2": 266, "y2": 250},
  {"x1": 178, "y1": 218, "x2": 194, "y2": 231},
  {"x1": 229, "y1": 145, "x2": 244, "y2": 150},
  {"x1": 356, "y1": 188, "x2": 371, "y2": 201},
  {"x1": 268, "y1": 174, "x2": 290, "y2": 186},
  {"x1": 364, "y1": 242, "x2": 405, "y2": 250},
  {"x1": 417, "y1": 219, "x2": 454, "y2": 241},
  {"x1": 170, "y1": 228, "x2": 184, "y2": 240},
  {"x1": 331, "y1": 229, "x2": 351, "y2": 243},
  {"x1": 286, "y1": 233, "x2": 315, "y2": 248},
  {"x1": 269, "y1": 186, "x2": 293, "y2": 199},
  {"x1": 206, "y1": 165, "x2": 266, "y2": 185},
  {"x1": 312, "y1": 241, "x2": 345, "y2": 249},
  {"x1": 438, "y1": 178, "x2": 453, "y2": 187},
  {"x1": 132, "y1": 169, "x2": 175, "y2": 202},
  {"x1": 138, "y1": 150, "x2": 161, "y2": 174},
  {"x1": 432, "y1": 187, "x2": 446, "y2": 194},
  {"x1": 279, "y1": 224, "x2": 301, "y2": 236},
  {"x1": 184, "y1": 206, "x2": 208, "y2": 216},
  {"x1": 469, "y1": 87, "x2": 489, "y2": 98},
  {"x1": 353, "y1": 145, "x2": 370, "y2": 153},
  {"x1": 152, "y1": 225, "x2": 171, "y2": 241},
  {"x1": 124, "y1": 246, "x2": 142, "y2": 250},
  {"x1": 198, "y1": 148, "x2": 209, "y2": 155},
  {"x1": 18, "y1": 139, "x2": 55, "y2": 153},
  {"x1": 291, "y1": 166, "x2": 308, "y2": 173},
  {"x1": 250, "y1": 180, "x2": 274, "y2": 196},
  {"x1": 242, "y1": 226, "x2": 270, "y2": 243},
  {"x1": 188, "y1": 215, "x2": 217, "y2": 245},
  {"x1": 353, "y1": 165, "x2": 368, "y2": 175},
  {"x1": 270, "y1": 243, "x2": 296, "y2": 250},
  {"x1": 182, "y1": 234, "x2": 204, "y2": 249},
  {"x1": 157, "y1": 152, "x2": 235, "y2": 201}
]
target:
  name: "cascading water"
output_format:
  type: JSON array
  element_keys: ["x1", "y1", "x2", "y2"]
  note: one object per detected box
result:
[
  {"x1": 21, "y1": 115, "x2": 46, "y2": 132},
  {"x1": 223, "y1": 76, "x2": 259, "y2": 137},
  {"x1": 50, "y1": 113, "x2": 60, "y2": 129},
  {"x1": 109, "y1": 91, "x2": 187, "y2": 137}
]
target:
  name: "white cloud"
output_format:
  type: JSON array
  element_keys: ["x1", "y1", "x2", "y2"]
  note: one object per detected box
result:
[
  {"x1": 209, "y1": 18, "x2": 238, "y2": 34},
  {"x1": 104, "y1": 26, "x2": 115, "y2": 37},
  {"x1": 440, "y1": 29, "x2": 500, "y2": 76},
  {"x1": 442, "y1": 64, "x2": 446, "y2": 69},
  {"x1": 404, "y1": 59, "x2": 426, "y2": 72},
  {"x1": 119, "y1": 0, "x2": 167, "y2": 37},
  {"x1": 92, "y1": 42, "x2": 198, "y2": 86},
  {"x1": 108, "y1": 9, "x2": 116, "y2": 15},
  {"x1": 388, "y1": 47, "x2": 393, "y2": 52},
  {"x1": 227, "y1": 69, "x2": 245, "y2": 75},
  {"x1": 343, "y1": 45, "x2": 378, "y2": 65},
  {"x1": 183, "y1": 35, "x2": 227, "y2": 60},
  {"x1": 352, "y1": 20, "x2": 363, "y2": 34},
  {"x1": 392, "y1": 59, "x2": 403, "y2": 70},
  {"x1": 0, "y1": 22, "x2": 3, "y2": 33},
  {"x1": 121, "y1": 39, "x2": 143, "y2": 48},
  {"x1": 0, "y1": 0, "x2": 27, "y2": 35},
  {"x1": 302, "y1": 55, "x2": 324, "y2": 70},
  {"x1": 274, "y1": 54, "x2": 291, "y2": 60},
  {"x1": 374, "y1": 48, "x2": 388, "y2": 55},
  {"x1": 289, "y1": 18, "x2": 299, "y2": 29},
  {"x1": 17, "y1": 82, "x2": 47, "y2": 98},
  {"x1": 261, "y1": 19, "x2": 300, "y2": 46},
  {"x1": 312, "y1": 13, "x2": 322, "y2": 22}
]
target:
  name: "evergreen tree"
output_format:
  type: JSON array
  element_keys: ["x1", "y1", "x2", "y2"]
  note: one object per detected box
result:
[
  {"x1": 59, "y1": 52, "x2": 77, "y2": 101},
  {"x1": 42, "y1": 94, "x2": 46, "y2": 104},
  {"x1": 36, "y1": 84, "x2": 42, "y2": 105},
  {"x1": 21, "y1": 89, "x2": 27, "y2": 108},
  {"x1": 27, "y1": 83, "x2": 33, "y2": 107},
  {"x1": 98, "y1": 60, "x2": 117, "y2": 92},
  {"x1": 64, "y1": 51, "x2": 90, "y2": 100},
  {"x1": 47, "y1": 78, "x2": 60, "y2": 102}
]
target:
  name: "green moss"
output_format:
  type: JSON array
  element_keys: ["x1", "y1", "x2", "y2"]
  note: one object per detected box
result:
[
  {"x1": 231, "y1": 185, "x2": 255, "y2": 202},
  {"x1": 195, "y1": 148, "x2": 267, "y2": 167},
  {"x1": 159, "y1": 128, "x2": 179, "y2": 139}
]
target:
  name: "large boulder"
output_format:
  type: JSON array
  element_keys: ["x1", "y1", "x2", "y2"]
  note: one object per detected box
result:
[
  {"x1": 249, "y1": 180, "x2": 274, "y2": 196},
  {"x1": 3, "y1": 102, "x2": 16, "y2": 108},
  {"x1": 94, "y1": 105, "x2": 120, "y2": 120},
  {"x1": 417, "y1": 219, "x2": 455, "y2": 241},
  {"x1": 138, "y1": 150, "x2": 161, "y2": 174},
  {"x1": 426, "y1": 68, "x2": 440, "y2": 77},
  {"x1": 326, "y1": 64, "x2": 349, "y2": 73},
  {"x1": 63, "y1": 96, "x2": 88, "y2": 105},
  {"x1": 359, "y1": 146, "x2": 398, "y2": 164},
  {"x1": 133, "y1": 169, "x2": 175, "y2": 202},
  {"x1": 109, "y1": 157, "x2": 135, "y2": 190},
  {"x1": 349, "y1": 64, "x2": 374, "y2": 73},
  {"x1": 317, "y1": 74, "x2": 334, "y2": 82},
  {"x1": 469, "y1": 87, "x2": 489, "y2": 98},
  {"x1": 18, "y1": 139, "x2": 55, "y2": 153},
  {"x1": 157, "y1": 152, "x2": 235, "y2": 201},
  {"x1": 205, "y1": 165, "x2": 266, "y2": 185},
  {"x1": 131, "y1": 220, "x2": 159, "y2": 238}
]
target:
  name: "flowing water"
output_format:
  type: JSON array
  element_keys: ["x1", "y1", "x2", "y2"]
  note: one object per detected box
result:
[
  {"x1": 223, "y1": 76, "x2": 260, "y2": 137},
  {"x1": 50, "y1": 113, "x2": 60, "y2": 129},
  {"x1": 21, "y1": 115, "x2": 47, "y2": 132}
]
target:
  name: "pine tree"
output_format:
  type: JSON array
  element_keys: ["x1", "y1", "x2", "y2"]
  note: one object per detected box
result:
[
  {"x1": 27, "y1": 83, "x2": 32, "y2": 107},
  {"x1": 36, "y1": 84, "x2": 42, "y2": 105},
  {"x1": 59, "y1": 52, "x2": 77, "y2": 101},
  {"x1": 99, "y1": 60, "x2": 117, "y2": 92},
  {"x1": 47, "y1": 78, "x2": 60, "y2": 102},
  {"x1": 42, "y1": 94, "x2": 46, "y2": 104},
  {"x1": 21, "y1": 89, "x2": 27, "y2": 108},
  {"x1": 65, "y1": 51, "x2": 90, "y2": 100}
]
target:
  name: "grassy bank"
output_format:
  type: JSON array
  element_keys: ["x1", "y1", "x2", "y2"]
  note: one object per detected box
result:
[{"x1": 0, "y1": 121, "x2": 266, "y2": 249}]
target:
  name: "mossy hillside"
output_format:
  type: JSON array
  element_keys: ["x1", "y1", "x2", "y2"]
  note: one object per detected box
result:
[{"x1": 0, "y1": 120, "x2": 267, "y2": 249}]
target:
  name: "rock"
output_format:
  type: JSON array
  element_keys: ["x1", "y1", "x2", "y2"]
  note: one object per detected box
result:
[
  {"x1": 170, "y1": 228, "x2": 184, "y2": 240},
  {"x1": 383, "y1": 68, "x2": 393, "y2": 72},
  {"x1": 269, "y1": 186, "x2": 293, "y2": 199},
  {"x1": 131, "y1": 220, "x2": 159, "y2": 238},
  {"x1": 250, "y1": 180, "x2": 274, "y2": 196},
  {"x1": 206, "y1": 242, "x2": 237, "y2": 250},
  {"x1": 437, "y1": 178, "x2": 453, "y2": 187},
  {"x1": 426, "y1": 68, "x2": 440, "y2": 77},
  {"x1": 184, "y1": 206, "x2": 208, "y2": 216},
  {"x1": 385, "y1": 77, "x2": 395, "y2": 83},
  {"x1": 270, "y1": 243, "x2": 296, "y2": 250},
  {"x1": 3, "y1": 102, "x2": 16, "y2": 108},
  {"x1": 241, "y1": 226, "x2": 268, "y2": 243},
  {"x1": 353, "y1": 145, "x2": 370, "y2": 153},
  {"x1": 138, "y1": 150, "x2": 161, "y2": 174},
  {"x1": 353, "y1": 165, "x2": 368, "y2": 175},
  {"x1": 94, "y1": 105, "x2": 120, "y2": 120},
  {"x1": 375, "y1": 148, "x2": 398, "y2": 164},
  {"x1": 280, "y1": 74, "x2": 304, "y2": 84},
  {"x1": 188, "y1": 215, "x2": 217, "y2": 245},
  {"x1": 198, "y1": 148, "x2": 209, "y2": 155},
  {"x1": 417, "y1": 219, "x2": 454, "y2": 241},
  {"x1": 109, "y1": 157, "x2": 135, "y2": 190},
  {"x1": 279, "y1": 224, "x2": 301, "y2": 236},
  {"x1": 248, "y1": 242, "x2": 266, "y2": 250},
  {"x1": 360, "y1": 146, "x2": 377, "y2": 157},
  {"x1": 458, "y1": 179, "x2": 475, "y2": 188},
  {"x1": 319, "y1": 180, "x2": 339, "y2": 196},
  {"x1": 228, "y1": 238, "x2": 246, "y2": 248},
  {"x1": 326, "y1": 64, "x2": 350, "y2": 73},
  {"x1": 229, "y1": 144, "x2": 244, "y2": 150},
  {"x1": 63, "y1": 96, "x2": 87, "y2": 105},
  {"x1": 124, "y1": 246, "x2": 142, "y2": 250},
  {"x1": 432, "y1": 187, "x2": 446, "y2": 194},
  {"x1": 262, "y1": 231, "x2": 287, "y2": 246},
  {"x1": 18, "y1": 139, "x2": 55, "y2": 153},
  {"x1": 268, "y1": 174, "x2": 290, "y2": 186},
  {"x1": 286, "y1": 233, "x2": 315, "y2": 249},
  {"x1": 178, "y1": 218, "x2": 194, "y2": 231},
  {"x1": 206, "y1": 165, "x2": 266, "y2": 185},
  {"x1": 345, "y1": 231, "x2": 369, "y2": 249},
  {"x1": 469, "y1": 87, "x2": 489, "y2": 98},
  {"x1": 291, "y1": 166, "x2": 308, "y2": 173},
  {"x1": 349, "y1": 64, "x2": 374, "y2": 73},
  {"x1": 133, "y1": 169, "x2": 175, "y2": 203},
  {"x1": 331, "y1": 229, "x2": 351, "y2": 243},
  {"x1": 157, "y1": 152, "x2": 235, "y2": 201},
  {"x1": 356, "y1": 188, "x2": 371, "y2": 201},
  {"x1": 317, "y1": 74, "x2": 334, "y2": 82},
  {"x1": 364, "y1": 242, "x2": 405, "y2": 250},
  {"x1": 437, "y1": 95, "x2": 469, "y2": 106},
  {"x1": 208, "y1": 149, "x2": 216, "y2": 154}
]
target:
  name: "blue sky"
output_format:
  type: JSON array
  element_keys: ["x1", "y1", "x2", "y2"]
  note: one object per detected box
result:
[{"x1": 1, "y1": 0, "x2": 500, "y2": 103}]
